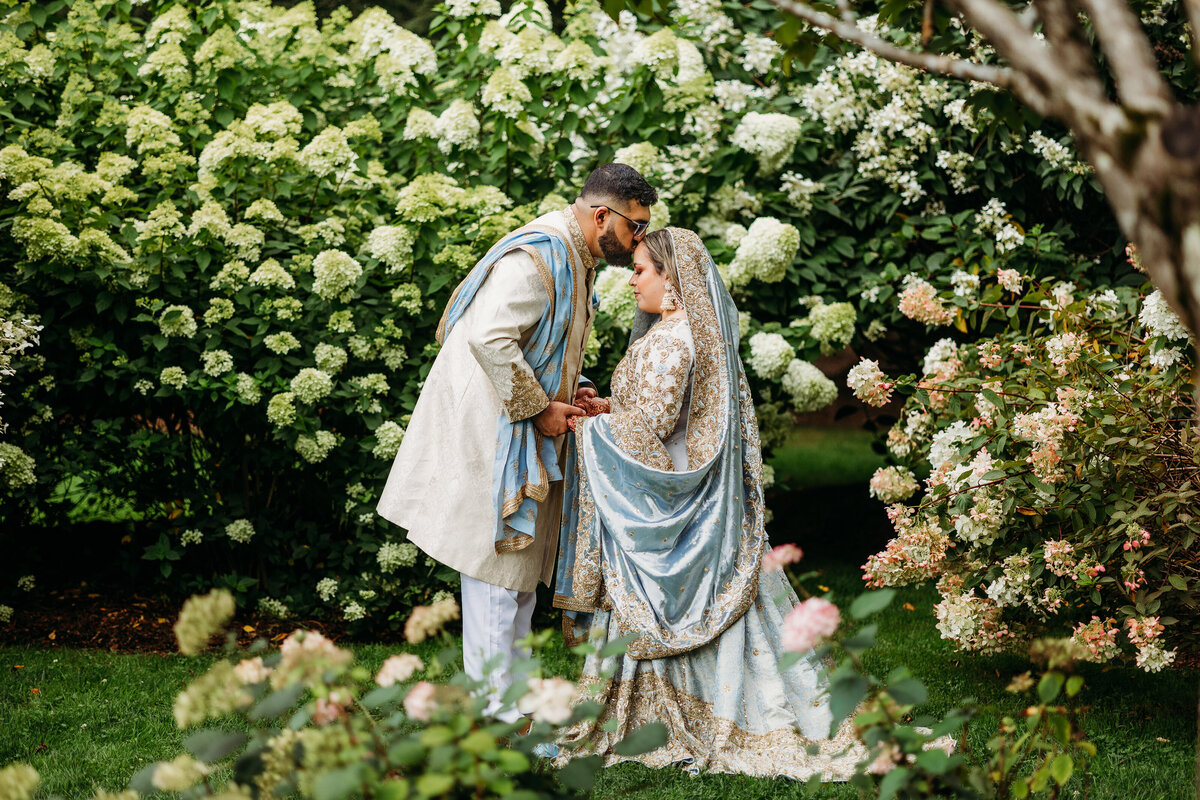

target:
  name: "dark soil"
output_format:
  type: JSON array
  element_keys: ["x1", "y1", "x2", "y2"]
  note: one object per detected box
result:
[{"x1": 0, "y1": 585, "x2": 346, "y2": 654}]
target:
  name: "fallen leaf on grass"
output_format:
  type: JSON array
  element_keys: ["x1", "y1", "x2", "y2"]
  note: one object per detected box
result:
[
  {"x1": 903, "y1": 602, "x2": 915, "y2": 611},
  {"x1": 817, "y1": 585, "x2": 830, "y2": 592},
  {"x1": 11, "y1": 665, "x2": 23, "y2": 670},
  {"x1": 31, "y1": 688, "x2": 40, "y2": 695},
  {"x1": 243, "y1": 625, "x2": 256, "y2": 633}
]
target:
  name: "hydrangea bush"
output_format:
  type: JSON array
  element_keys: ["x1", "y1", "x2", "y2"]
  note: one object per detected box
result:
[
  {"x1": 0, "y1": 0, "x2": 1165, "y2": 621},
  {"x1": 849, "y1": 262, "x2": 1198, "y2": 666}
]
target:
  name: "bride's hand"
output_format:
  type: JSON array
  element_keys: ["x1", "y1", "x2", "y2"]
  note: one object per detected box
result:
[
  {"x1": 574, "y1": 386, "x2": 597, "y2": 405},
  {"x1": 580, "y1": 397, "x2": 610, "y2": 415},
  {"x1": 533, "y1": 401, "x2": 585, "y2": 436}
]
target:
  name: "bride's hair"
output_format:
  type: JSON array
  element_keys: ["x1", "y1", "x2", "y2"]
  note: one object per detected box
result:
[{"x1": 641, "y1": 229, "x2": 682, "y2": 293}]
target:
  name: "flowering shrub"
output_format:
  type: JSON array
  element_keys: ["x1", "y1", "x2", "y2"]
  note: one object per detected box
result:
[
  {"x1": 0, "y1": 589, "x2": 667, "y2": 800},
  {"x1": 0, "y1": 0, "x2": 1159, "y2": 619},
  {"x1": 852, "y1": 266, "x2": 1198, "y2": 666}
]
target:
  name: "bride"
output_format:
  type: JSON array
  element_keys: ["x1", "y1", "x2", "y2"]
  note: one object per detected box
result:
[{"x1": 551, "y1": 227, "x2": 863, "y2": 780}]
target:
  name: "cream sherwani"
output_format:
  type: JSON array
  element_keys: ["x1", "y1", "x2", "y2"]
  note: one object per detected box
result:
[{"x1": 376, "y1": 208, "x2": 597, "y2": 593}]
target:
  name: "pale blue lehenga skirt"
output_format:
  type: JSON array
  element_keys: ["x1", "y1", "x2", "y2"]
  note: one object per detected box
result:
[{"x1": 554, "y1": 566, "x2": 866, "y2": 781}]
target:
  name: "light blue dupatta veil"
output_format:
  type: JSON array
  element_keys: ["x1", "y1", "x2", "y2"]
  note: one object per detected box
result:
[
  {"x1": 555, "y1": 228, "x2": 768, "y2": 659},
  {"x1": 437, "y1": 221, "x2": 581, "y2": 553}
]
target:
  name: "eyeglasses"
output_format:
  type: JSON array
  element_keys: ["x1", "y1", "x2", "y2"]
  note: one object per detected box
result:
[{"x1": 590, "y1": 204, "x2": 649, "y2": 238}]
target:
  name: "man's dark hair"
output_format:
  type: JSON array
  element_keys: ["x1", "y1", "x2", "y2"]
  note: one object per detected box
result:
[{"x1": 580, "y1": 163, "x2": 658, "y2": 208}]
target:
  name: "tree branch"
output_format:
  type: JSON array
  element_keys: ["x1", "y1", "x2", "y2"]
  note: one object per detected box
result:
[
  {"x1": 1076, "y1": 0, "x2": 1174, "y2": 117},
  {"x1": 768, "y1": 0, "x2": 1046, "y2": 110},
  {"x1": 1032, "y1": 0, "x2": 1103, "y2": 92}
]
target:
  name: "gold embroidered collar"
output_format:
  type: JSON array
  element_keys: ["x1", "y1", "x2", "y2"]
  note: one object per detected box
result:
[{"x1": 562, "y1": 207, "x2": 596, "y2": 272}]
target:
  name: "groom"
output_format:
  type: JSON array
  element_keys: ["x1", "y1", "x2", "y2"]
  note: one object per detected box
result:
[{"x1": 377, "y1": 164, "x2": 658, "y2": 720}]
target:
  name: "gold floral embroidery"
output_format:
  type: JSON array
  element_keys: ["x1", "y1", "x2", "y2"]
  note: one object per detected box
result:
[
  {"x1": 555, "y1": 671, "x2": 865, "y2": 781},
  {"x1": 561, "y1": 207, "x2": 596, "y2": 272},
  {"x1": 503, "y1": 361, "x2": 550, "y2": 421}
]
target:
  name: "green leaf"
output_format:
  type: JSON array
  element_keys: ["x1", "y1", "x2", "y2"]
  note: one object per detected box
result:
[
  {"x1": 830, "y1": 675, "x2": 869, "y2": 727},
  {"x1": 876, "y1": 765, "x2": 910, "y2": 800},
  {"x1": 599, "y1": 632, "x2": 640, "y2": 658},
  {"x1": 915, "y1": 747, "x2": 950, "y2": 774},
  {"x1": 1168, "y1": 574, "x2": 1188, "y2": 590},
  {"x1": 556, "y1": 754, "x2": 603, "y2": 790},
  {"x1": 184, "y1": 729, "x2": 248, "y2": 762},
  {"x1": 887, "y1": 676, "x2": 928, "y2": 706},
  {"x1": 1037, "y1": 672, "x2": 1064, "y2": 704},
  {"x1": 777, "y1": 650, "x2": 804, "y2": 670},
  {"x1": 415, "y1": 773, "x2": 455, "y2": 797},
  {"x1": 613, "y1": 722, "x2": 668, "y2": 756},
  {"x1": 850, "y1": 588, "x2": 895, "y2": 619},
  {"x1": 313, "y1": 765, "x2": 363, "y2": 800},
  {"x1": 1065, "y1": 675, "x2": 1084, "y2": 697},
  {"x1": 842, "y1": 623, "x2": 877, "y2": 653},
  {"x1": 495, "y1": 749, "x2": 529, "y2": 773},
  {"x1": 249, "y1": 684, "x2": 304, "y2": 721},
  {"x1": 1050, "y1": 753, "x2": 1074, "y2": 785}
]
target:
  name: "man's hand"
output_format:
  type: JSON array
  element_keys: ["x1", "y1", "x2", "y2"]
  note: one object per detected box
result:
[
  {"x1": 574, "y1": 386, "x2": 597, "y2": 404},
  {"x1": 533, "y1": 401, "x2": 585, "y2": 436}
]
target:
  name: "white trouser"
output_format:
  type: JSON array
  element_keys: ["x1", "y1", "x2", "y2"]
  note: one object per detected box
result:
[{"x1": 460, "y1": 573, "x2": 536, "y2": 723}]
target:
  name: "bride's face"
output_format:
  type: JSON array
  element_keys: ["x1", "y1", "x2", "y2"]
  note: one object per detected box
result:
[{"x1": 629, "y1": 242, "x2": 668, "y2": 314}]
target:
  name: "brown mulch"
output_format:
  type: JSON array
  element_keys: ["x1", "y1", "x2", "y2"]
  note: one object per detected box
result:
[{"x1": 0, "y1": 587, "x2": 345, "y2": 655}]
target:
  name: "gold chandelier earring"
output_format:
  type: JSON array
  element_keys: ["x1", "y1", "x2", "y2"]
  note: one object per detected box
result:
[{"x1": 660, "y1": 284, "x2": 683, "y2": 312}]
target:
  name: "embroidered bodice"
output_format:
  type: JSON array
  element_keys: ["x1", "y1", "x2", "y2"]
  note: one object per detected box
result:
[{"x1": 607, "y1": 316, "x2": 695, "y2": 471}]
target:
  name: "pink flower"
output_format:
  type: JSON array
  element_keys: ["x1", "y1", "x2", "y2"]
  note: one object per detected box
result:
[
  {"x1": 781, "y1": 597, "x2": 841, "y2": 652},
  {"x1": 403, "y1": 681, "x2": 438, "y2": 722},
  {"x1": 376, "y1": 654, "x2": 424, "y2": 687},
  {"x1": 313, "y1": 690, "x2": 349, "y2": 726},
  {"x1": 762, "y1": 543, "x2": 804, "y2": 572},
  {"x1": 519, "y1": 677, "x2": 576, "y2": 724},
  {"x1": 233, "y1": 656, "x2": 271, "y2": 685}
]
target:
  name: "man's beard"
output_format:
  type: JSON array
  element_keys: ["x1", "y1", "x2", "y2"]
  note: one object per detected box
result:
[{"x1": 598, "y1": 225, "x2": 633, "y2": 266}]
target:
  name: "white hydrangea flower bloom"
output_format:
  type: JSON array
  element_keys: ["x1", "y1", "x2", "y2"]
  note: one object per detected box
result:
[
  {"x1": 481, "y1": 67, "x2": 532, "y2": 118},
  {"x1": 201, "y1": 349, "x2": 233, "y2": 376},
  {"x1": 728, "y1": 218, "x2": 800, "y2": 285},
  {"x1": 264, "y1": 332, "x2": 300, "y2": 354},
  {"x1": 249, "y1": 259, "x2": 295, "y2": 290},
  {"x1": 295, "y1": 430, "x2": 340, "y2": 463},
  {"x1": 1139, "y1": 290, "x2": 1191, "y2": 341},
  {"x1": 806, "y1": 302, "x2": 856, "y2": 355},
  {"x1": 160, "y1": 366, "x2": 188, "y2": 390},
  {"x1": 612, "y1": 142, "x2": 660, "y2": 180},
  {"x1": 225, "y1": 519, "x2": 255, "y2": 544},
  {"x1": 781, "y1": 359, "x2": 837, "y2": 413},
  {"x1": 741, "y1": 34, "x2": 780, "y2": 74},
  {"x1": 234, "y1": 373, "x2": 261, "y2": 405},
  {"x1": 266, "y1": 391, "x2": 297, "y2": 427},
  {"x1": 290, "y1": 368, "x2": 333, "y2": 404},
  {"x1": 595, "y1": 267, "x2": 636, "y2": 331},
  {"x1": 158, "y1": 305, "x2": 197, "y2": 338},
  {"x1": 731, "y1": 112, "x2": 802, "y2": 174},
  {"x1": 316, "y1": 577, "x2": 339, "y2": 602},
  {"x1": 373, "y1": 420, "x2": 405, "y2": 459},
  {"x1": 311, "y1": 250, "x2": 363, "y2": 299},
  {"x1": 446, "y1": 0, "x2": 502, "y2": 17},
  {"x1": 298, "y1": 126, "x2": 357, "y2": 179},
  {"x1": 436, "y1": 99, "x2": 480, "y2": 153},
  {"x1": 377, "y1": 541, "x2": 419, "y2": 572},
  {"x1": 747, "y1": 332, "x2": 794, "y2": 380}
]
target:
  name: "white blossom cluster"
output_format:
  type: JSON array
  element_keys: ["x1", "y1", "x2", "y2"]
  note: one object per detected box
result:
[
  {"x1": 1028, "y1": 130, "x2": 1091, "y2": 176},
  {"x1": 373, "y1": 420, "x2": 405, "y2": 459},
  {"x1": 731, "y1": 112, "x2": 802, "y2": 174},
  {"x1": 295, "y1": 430, "x2": 339, "y2": 463},
  {"x1": 806, "y1": 302, "x2": 856, "y2": 355},
  {"x1": 1138, "y1": 290, "x2": 1191, "y2": 341},
  {"x1": 311, "y1": 250, "x2": 363, "y2": 300},
  {"x1": 290, "y1": 368, "x2": 333, "y2": 404},
  {"x1": 341, "y1": 8, "x2": 436, "y2": 96},
  {"x1": 780, "y1": 359, "x2": 837, "y2": 413},
  {"x1": 747, "y1": 332, "x2": 794, "y2": 380},
  {"x1": 868, "y1": 466, "x2": 920, "y2": 503},
  {"x1": 225, "y1": 519, "x2": 255, "y2": 544},
  {"x1": 595, "y1": 267, "x2": 636, "y2": 331},
  {"x1": 779, "y1": 172, "x2": 824, "y2": 215},
  {"x1": 973, "y1": 198, "x2": 1025, "y2": 253},
  {"x1": 922, "y1": 338, "x2": 959, "y2": 376},
  {"x1": 200, "y1": 349, "x2": 233, "y2": 376},
  {"x1": 377, "y1": 541, "x2": 419, "y2": 572},
  {"x1": 726, "y1": 218, "x2": 800, "y2": 287}
]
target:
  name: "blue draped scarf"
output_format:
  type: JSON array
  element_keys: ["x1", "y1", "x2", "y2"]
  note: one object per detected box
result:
[{"x1": 437, "y1": 224, "x2": 580, "y2": 553}]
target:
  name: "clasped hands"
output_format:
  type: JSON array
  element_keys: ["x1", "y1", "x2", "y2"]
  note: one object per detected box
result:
[{"x1": 532, "y1": 386, "x2": 610, "y2": 436}]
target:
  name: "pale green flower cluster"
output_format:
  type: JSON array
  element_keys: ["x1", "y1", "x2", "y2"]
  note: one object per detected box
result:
[
  {"x1": 0, "y1": 443, "x2": 36, "y2": 489},
  {"x1": 234, "y1": 373, "x2": 261, "y2": 405},
  {"x1": 552, "y1": 39, "x2": 604, "y2": 82},
  {"x1": 134, "y1": 378, "x2": 155, "y2": 395},
  {"x1": 298, "y1": 126, "x2": 357, "y2": 179},
  {"x1": 355, "y1": 373, "x2": 390, "y2": 395},
  {"x1": 295, "y1": 430, "x2": 339, "y2": 464},
  {"x1": 0, "y1": 763, "x2": 39, "y2": 800},
  {"x1": 780, "y1": 172, "x2": 825, "y2": 215},
  {"x1": 174, "y1": 588, "x2": 235, "y2": 655},
  {"x1": 367, "y1": 225, "x2": 416, "y2": 272},
  {"x1": 17, "y1": 574, "x2": 34, "y2": 592},
  {"x1": 209, "y1": 260, "x2": 250, "y2": 293},
  {"x1": 264, "y1": 332, "x2": 300, "y2": 354},
  {"x1": 311, "y1": 250, "x2": 363, "y2": 300},
  {"x1": 173, "y1": 660, "x2": 252, "y2": 728},
  {"x1": 314, "y1": 344, "x2": 348, "y2": 373},
  {"x1": 343, "y1": 600, "x2": 367, "y2": 621},
  {"x1": 0, "y1": 604, "x2": 12, "y2": 624},
  {"x1": 257, "y1": 596, "x2": 289, "y2": 618},
  {"x1": 631, "y1": 29, "x2": 679, "y2": 79},
  {"x1": 731, "y1": 112, "x2": 803, "y2": 174},
  {"x1": 781, "y1": 359, "x2": 837, "y2": 412},
  {"x1": 595, "y1": 267, "x2": 636, "y2": 331},
  {"x1": 807, "y1": 302, "x2": 857, "y2": 355},
  {"x1": 446, "y1": 0, "x2": 502, "y2": 17},
  {"x1": 181, "y1": 529, "x2": 203, "y2": 546},
  {"x1": 612, "y1": 142, "x2": 661, "y2": 181},
  {"x1": 246, "y1": 198, "x2": 285, "y2": 224},
  {"x1": 290, "y1": 368, "x2": 333, "y2": 404},
  {"x1": 160, "y1": 366, "x2": 188, "y2": 390},
  {"x1": 226, "y1": 519, "x2": 255, "y2": 544},
  {"x1": 481, "y1": 67, "x2": 532, "y2": 118},
  {"x1": 152, "y1": 754, "x2": 211, "y2": 792},
  {"x1": 266, "y1": 392, "x2": 297, "y2": 427},
  {"x1": 249, "y1": 259, "x2": 295, "y2": 290},
  {"x1": 390, "y1": 283, "x2": 423, "y2": 315},
  {"x1": 433, "y1": 99, "x2": 481, "y2": 154},
  {"x1": 727, "y1": 218, "x2": 800, "y2": 286},
  {"x1": 157, "y1": 305, "x2": 197, "y2": 338},
  {"x1": 341, "y1": 8, "x2": 437, "y2": 95},
  {"x1": 316, "y1": 577, "x2": 339, "y2": 602},
  {"x1": 203, "y1": 298, "x2": 234, "y2": 326},
  {"x1": 377, "y1": 541, "x2": 419, "y2": 572},
  {"x1": 372, "y1": 420, "x2": 405, "y2": 459},
  {"x1": 747, "y1": 331, "x2": 794, "y2": 380},
  {"x1": 198, "y1": 347, "x2": 230, "y2": 376}
]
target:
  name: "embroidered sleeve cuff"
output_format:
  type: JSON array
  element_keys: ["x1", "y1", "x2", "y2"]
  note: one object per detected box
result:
[{"x1": 505, "y1": 362, "x2": 550, "y2": 421}]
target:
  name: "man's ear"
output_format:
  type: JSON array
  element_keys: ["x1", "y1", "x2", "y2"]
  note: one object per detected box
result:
[{"x1": 591, "y1": 206, "x2": 607, "y2": 229}]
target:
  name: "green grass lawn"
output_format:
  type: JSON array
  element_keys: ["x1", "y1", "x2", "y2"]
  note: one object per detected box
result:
[
  {"x1": 767, "y1": 427, "x2": 887, "y2": 491},
  {"x1": 2, "y1": 560, "x2": 1195, "y2": 800}
]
